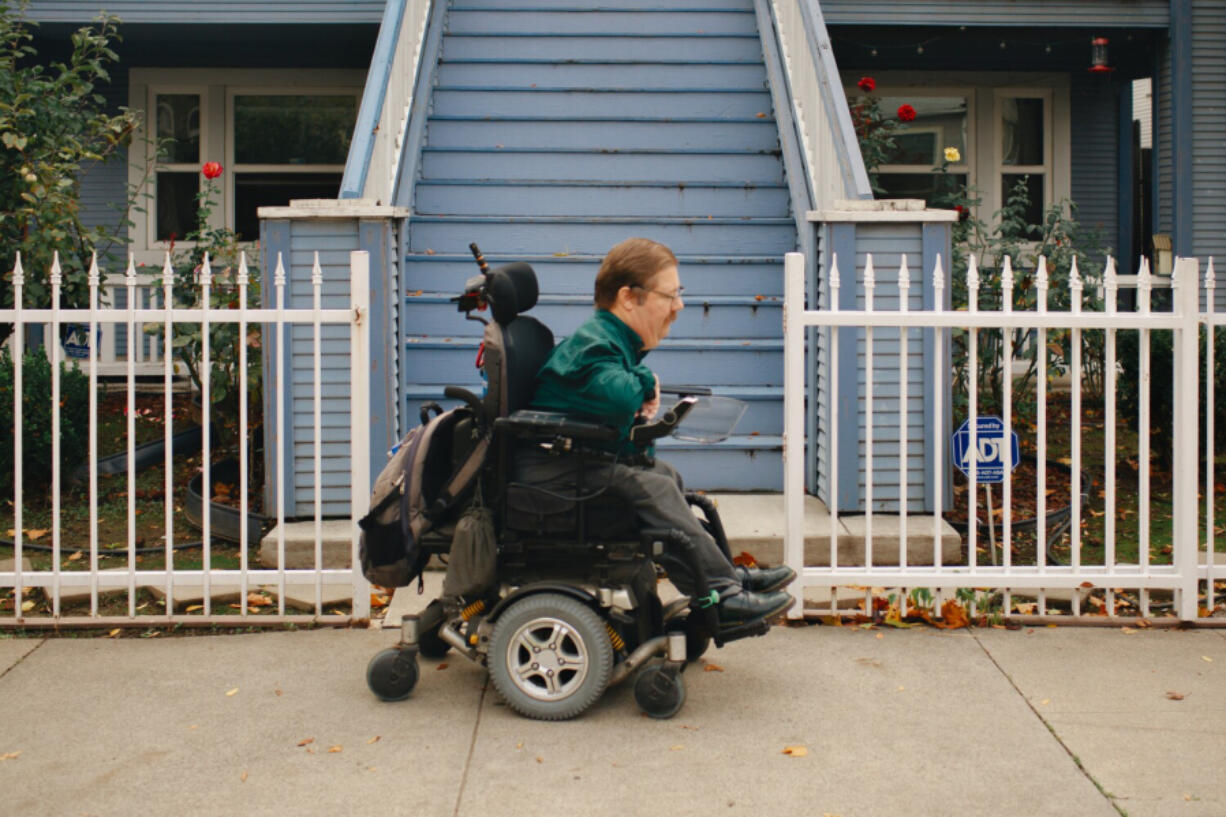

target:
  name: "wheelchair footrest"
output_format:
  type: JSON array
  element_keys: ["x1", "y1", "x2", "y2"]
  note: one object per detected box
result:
[{"x1": 713, "y1": 618, "x2": 772, "y2": 647}]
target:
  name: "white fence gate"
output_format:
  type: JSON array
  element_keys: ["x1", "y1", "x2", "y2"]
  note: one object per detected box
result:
[
  {"x1": 784, "y1": 251, "x2": 1219, "y2": 623},
  {"x1": 0, "y1": 250, "x2": 371, "y2": 626}
]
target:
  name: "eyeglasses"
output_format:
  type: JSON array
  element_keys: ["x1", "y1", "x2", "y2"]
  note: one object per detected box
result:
[{"x1": 633, "y1": 285, "x2": 685, "y2": 303}]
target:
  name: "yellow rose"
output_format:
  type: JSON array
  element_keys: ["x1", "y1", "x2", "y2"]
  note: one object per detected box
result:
[{"x1": 944, "y1": 147, "x2": 961, "y2": 163}]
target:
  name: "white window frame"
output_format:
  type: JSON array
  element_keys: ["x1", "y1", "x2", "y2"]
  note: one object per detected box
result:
[
  {"x1": 993, "y1": 87, "x2": 1055, "y2": 228},
  {"x1": 842, "y1": 71, "x2": 1071, "y2": 224},
  {"x1": 127, "y1": 68, "x2": 365, "y2": 266}
]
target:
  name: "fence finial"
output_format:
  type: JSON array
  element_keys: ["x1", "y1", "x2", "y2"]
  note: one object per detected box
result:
[
  {"x1": 1001, "y1": 254, "x2": 1013, "y2": 294},
  {"x1": 50, "y1": 250, "x2": 62, "y2": 287},
  {"x1": 829, "y1": 252, "x2": 841, "y2": 293},
  {"x1": 274, "y1": 252, "x2": 287, "y2": 288},
  {"x1": 863, "y1": 253, "x2": 875, "y2": 308},
  {"x1": 898, "y1": 254, "x2": 910, "y2": 293},
  {"x1": 125, "y1": 251, "x2": 138, "y2": 286},
  {"x1": 966, "y1": 253, "x2": 980, "y2": 298},
  {"x1": 932, "y1": 253, "x2": 945, "y2": 293},
  {"x1": 1069, "y1": 256, "x2": 1083, "y2": 313},
  {"x1": 200, "y1": 252, "x2": 213, "y2": 287},
  {"x1": 1207, "y1": 257, "x2": 1217, "y2": 293},
  {"x1": 311, "y1": 251, "x2": 323, "y2": 288},
  {"x1": 1104, "y1": 256, "x2": 1118, "y2": 314},
  {"x1": 13, "y1": 251, "x2": 24, "y2": 287},
  {"x1": 87, "y1": 251, "x2": 100, "y2": 288},
  {"x1": 162, "y1": 251, "x2": 174, "y2": 292},
  {"x1": 237, "y1": 251, "x2": 250, "y2": 287}
]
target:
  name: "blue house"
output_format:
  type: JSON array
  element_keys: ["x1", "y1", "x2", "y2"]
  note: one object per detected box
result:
[{"x1": 22, "y1": 0, "x2": 1223, "y2": 515}]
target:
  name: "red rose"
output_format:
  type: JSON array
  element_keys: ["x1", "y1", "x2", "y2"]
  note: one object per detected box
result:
[
  {"x1": 202, "y1": 161, "x2": 223, "y2": 179},
  {"x1": 897, "y1": 104, "x2": 917, "y2": 122},
  {"x1": 857, "y1": 76, "x2": 876, "y2": 93}
]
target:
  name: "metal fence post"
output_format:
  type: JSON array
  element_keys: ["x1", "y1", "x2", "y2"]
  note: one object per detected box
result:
[
  {"x1": 1173, "y1": 257, "x2": 1200, "y2": 620},
  {"x1": 350, "y1": 250, "x2": 373, "y2": 620}
]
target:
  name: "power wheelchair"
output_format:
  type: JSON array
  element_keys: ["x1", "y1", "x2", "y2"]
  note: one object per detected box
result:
[{"x1": 366, "y1": 253, "x2": 781, "y2": 720}]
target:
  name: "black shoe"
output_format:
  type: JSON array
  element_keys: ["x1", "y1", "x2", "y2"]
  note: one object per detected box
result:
[
  {"x1": 717, "y1": 590, "x2": 794, "y2": 625},
  {"x1": 735, "y1": 565, "x2": 797, "y2": 594}
]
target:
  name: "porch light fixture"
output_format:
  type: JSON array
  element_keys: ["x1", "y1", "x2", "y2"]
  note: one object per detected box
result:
[{"x1": 1088, "y1": 37, "x2": 1114, "y2": 73}]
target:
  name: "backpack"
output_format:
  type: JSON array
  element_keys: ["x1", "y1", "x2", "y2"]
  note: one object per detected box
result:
[{"x1": 358, "y1": 405, "x2": 490, "y2": 588}]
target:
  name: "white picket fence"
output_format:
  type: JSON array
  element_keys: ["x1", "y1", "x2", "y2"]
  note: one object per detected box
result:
[
  {"x1": 0, "y1": 250, "x2": 371, "y2": 626},
  {"x1": 784, "y1": 251, "x2": 1220, "y2": 622}
]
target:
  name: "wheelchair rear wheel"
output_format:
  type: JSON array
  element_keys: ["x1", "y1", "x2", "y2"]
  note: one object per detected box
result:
[{"x1": 489, "y1": 593, "x2": 613, "y2": 721}]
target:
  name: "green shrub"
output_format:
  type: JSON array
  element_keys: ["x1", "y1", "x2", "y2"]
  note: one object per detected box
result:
[{"x1": 0, "y1": 347, "x2": 90, "y2": 497}]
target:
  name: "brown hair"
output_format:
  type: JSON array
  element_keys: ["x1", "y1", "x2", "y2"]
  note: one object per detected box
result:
[{"x1": 594, "y1": 237, "x2": 678, "y2": 310}]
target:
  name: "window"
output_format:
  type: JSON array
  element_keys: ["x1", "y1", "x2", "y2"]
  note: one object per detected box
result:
[
  {"x1": 871, "y1": 95, "x2": 970, "y2": 207},
  {"x1": 997, "y1": 93, "x2": 1051, "y2": 239},
  {"x1": 843, "y1": 74, "x2": 1068, "y2": 230},
  {"x1": 130, "y1": 69, "x2": 364, "y2": 259}
]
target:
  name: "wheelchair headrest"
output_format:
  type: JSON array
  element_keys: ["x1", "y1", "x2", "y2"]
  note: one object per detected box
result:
[{"x1": 486, "y1": 262, "x2": 539, "y2": 325}]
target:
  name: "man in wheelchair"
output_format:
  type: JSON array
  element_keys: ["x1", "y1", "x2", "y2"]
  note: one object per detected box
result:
[
  {"x1": 516, "y1": 237, "x2": 795, "y2": 624},
  {"x1": 367, "y1": 238, "x2": 793, "y2": 720}
]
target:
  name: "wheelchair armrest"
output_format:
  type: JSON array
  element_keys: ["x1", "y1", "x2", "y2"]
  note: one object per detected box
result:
[
  {"x1": 628, "y1": 397, "x2": 698, "y2": 444},
  {"x1": 495, "y1": 410, "x2": 619, "y2": 443}
]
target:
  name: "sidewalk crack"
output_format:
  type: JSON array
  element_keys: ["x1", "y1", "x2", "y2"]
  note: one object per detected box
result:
[
  {"x1": 971, "y1": 630, "x2": 1129, "y2": 817},
  {"x1": 0, "y1": 638, "x2": 47, "y2": 683},
  {"x1": 452, "y1": 679, "x2": 489, "y2": 817}
]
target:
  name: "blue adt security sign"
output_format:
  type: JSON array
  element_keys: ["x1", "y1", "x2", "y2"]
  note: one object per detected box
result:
[{"x1": 952, "y1": 416, "x2": 1019, "y2": 484}]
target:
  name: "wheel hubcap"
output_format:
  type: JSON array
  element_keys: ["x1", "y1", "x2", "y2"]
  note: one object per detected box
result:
[{"x1": 505, "y1": 616, "x2": 589, "y2": 702}]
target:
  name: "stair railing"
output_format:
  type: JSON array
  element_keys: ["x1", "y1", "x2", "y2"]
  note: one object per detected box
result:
[
  {"x1": 340, "y1": 0, "x2": 434, "y2": 203},
  {"x1": 764, "y1": 0, "x2": 872, "y2": 208}
]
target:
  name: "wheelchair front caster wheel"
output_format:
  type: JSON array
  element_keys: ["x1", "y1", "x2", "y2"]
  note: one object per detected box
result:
[
  {"x1": 634, "y1": 664, "x2": 686, "y2": 719},
  {"x1": 366, "y1": 647, "x2": 419, "y2": 702}
]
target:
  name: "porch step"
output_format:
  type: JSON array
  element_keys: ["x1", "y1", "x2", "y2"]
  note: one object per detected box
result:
[{"x1": 402, "y1": 0, "x2": 793, "y2": 491}]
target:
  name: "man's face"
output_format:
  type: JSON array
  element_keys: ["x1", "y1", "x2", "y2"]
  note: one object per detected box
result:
[{"x1": 622, "y1": 264, "x2": 684, "y2": 351}]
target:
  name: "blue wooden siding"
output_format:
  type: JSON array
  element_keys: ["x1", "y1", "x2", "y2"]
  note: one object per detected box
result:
[
  {"x1": 820, "y1": 0, "x2": 1168, "y2": 27},
  {"x1": 815, "y1": 219, "x2": 950, "y2": 514},
  {"x1": 261, "y1": 215, "x2": 402, "y2": 518},
  {"x1": 25, "y1": 1, "x2": 385, "y2": 23},
  {"x1": 1192, "y1": 0, "x2": 1226, "y2": 270},
  {"x1": 1156, "y1": 38, "x2": 1173, "y2": 240},
  {"x1": 1069, "y1": 72, "x2": 1119, "y2": 255}
]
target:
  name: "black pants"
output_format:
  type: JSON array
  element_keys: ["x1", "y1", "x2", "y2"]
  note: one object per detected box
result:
[{"x1": 514, "y1": 450, "x2": 742, "y2": 599}]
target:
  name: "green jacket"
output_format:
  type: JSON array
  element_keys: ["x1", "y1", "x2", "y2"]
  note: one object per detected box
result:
[{"x1": 530, "y1": 309, "x2": 656, "y2": 455}]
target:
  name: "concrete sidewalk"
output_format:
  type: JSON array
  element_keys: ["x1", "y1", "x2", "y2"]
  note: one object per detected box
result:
[{"x1": 2, "y1": 613, "x2": 1223, "y2": 817}]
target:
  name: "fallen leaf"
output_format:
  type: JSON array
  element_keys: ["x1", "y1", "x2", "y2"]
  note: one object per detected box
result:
[
  {"x1": 1166, "y1": 691, "x2": 1185, "y2": 701},
  {"x1": 875, "y1": 632, "x2": 884, "y2": 640},
  {"x1": 297, "y1": 738, "x2": 315, "y2": 747},
  {"x1": 1202, "y1": 656, "x2": 1213, "y2": 663},
  {"x1": 939, "y1": 600, "x2": 970, "y2": 629},
  {"x1": 67, "y1": 551, "x2": 83, "y2": 561},
  {"x1": 226, "y1": 688, "x2": 239, "y2": 697},
  {"x1": 1121, "y1": 627, "x2": 1136, "y2": 634},
  {"x1": 20, "y1": 600, "x2": 35, "y2": 612},
  {"x1": 26, "y1": 528, "x2": 47, "y2": 540},
  {"x1": 1079, "y1": 581, "x2": 1094, "y2": 589},
  {"x1": 782, "y1": 745, "x2": 808, "y2": 757},
  {"x1": 188, "y1": 725, "x2": 198, "y2": 731},
  {"x1": 247, "y1": 592, "x2": 272, "y2": 607},
  {"x1": 755, "y1": 112, "x2": 766, "y2": 118},
  {"x1": 328, "y1": 745, "x2": 343, "y2": 753},
  {"x1": 107, "y1": 628, "x2": 121, "y2": 638},
  {"x1": 516, "y1": 741, "x2": 524, "y2": 750},
  {"x1": 1040, "y1": 699, "x2": 1050, "y2": 706},
  {"x1": 240, "y1": 771, "x2": 248, "y2": 782},
  {"x1": 535, "y1": 757, "x2": 543, "y2": 764},
  {"x1": 1, "y1": 751, "x2": 21, "y2": 761},
  {"x1": 437, "y1": 662, "x2": 449, "y2": 671},
  {"x1": 897, "y1": 686, "x2": 905, "y2": 692},
  {"x1": 275, "y1": 688, "x2": 283, "y2": 697},
  {"x1": 367, "y1": 736, "x2": 381, "y2": 745},
  {"x1": 732, "y1": 551, "x2": 758, "y2": 567},
  {"x1": 703, "y1": 663, "x2": 724, "y2": 673},
  {"x1": 186, "y1": 604, "x2": 203, "y2": 613},
  {"x1": 670, "y1": 745, "x2": 685, "y2": 751},
  {"x1": 370, "y1": 593, "x2": 389, "y2": 609}
]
